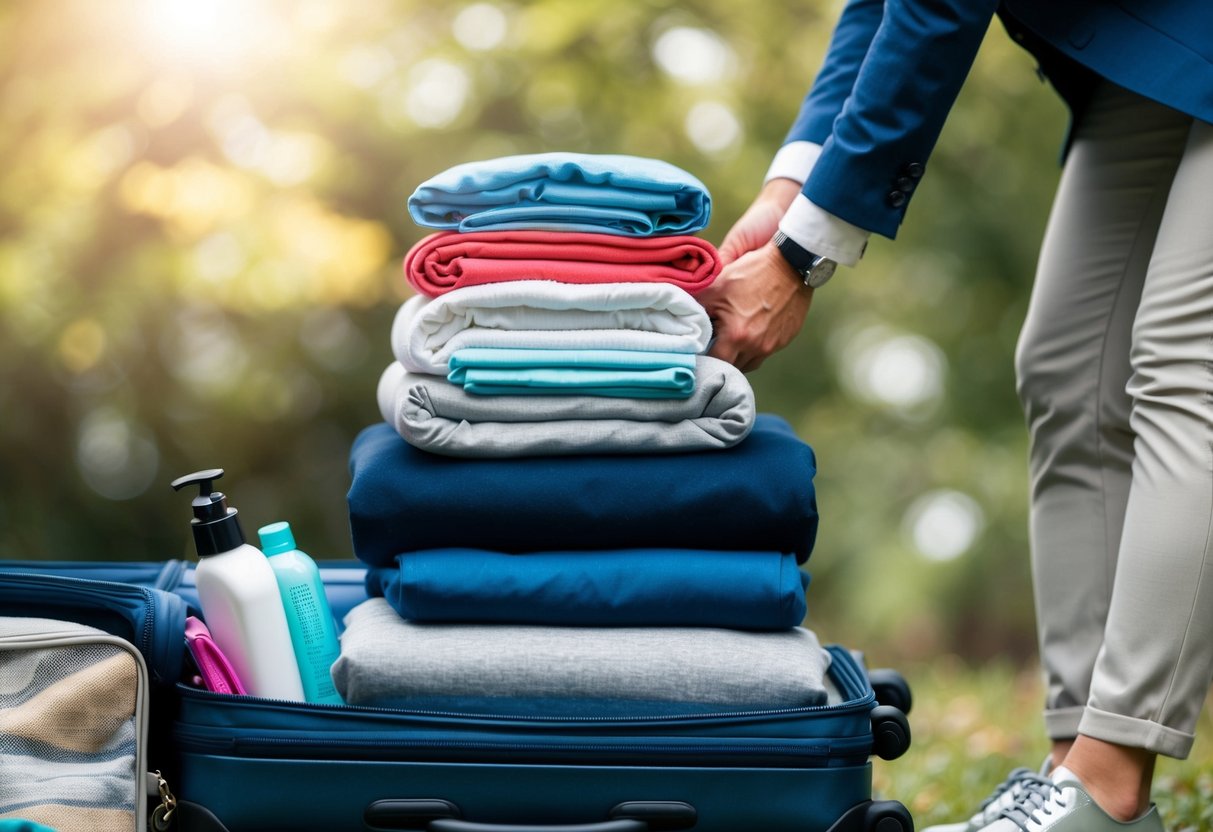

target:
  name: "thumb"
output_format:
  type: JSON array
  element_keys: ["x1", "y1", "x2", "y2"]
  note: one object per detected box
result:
[{"x1": 718, "y1": 229, "x2": 747, "y2": 266}]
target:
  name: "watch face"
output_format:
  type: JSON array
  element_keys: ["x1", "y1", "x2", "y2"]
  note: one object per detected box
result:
[{"x1": 806, "y1": 257, "x2": 836, "y2": 288}]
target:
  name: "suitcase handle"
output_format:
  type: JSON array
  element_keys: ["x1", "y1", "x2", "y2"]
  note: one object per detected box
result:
[
  {"x1": 429, "y1": 821, "x2": 646, "y2": 832},
  {"x1": 364, "y1": 799, "x2": 696, "y2": 832}
]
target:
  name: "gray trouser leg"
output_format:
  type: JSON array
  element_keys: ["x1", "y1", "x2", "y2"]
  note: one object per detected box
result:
[{"x1": 1016, "y1": 82, "x2": 1213, "y2": 758}]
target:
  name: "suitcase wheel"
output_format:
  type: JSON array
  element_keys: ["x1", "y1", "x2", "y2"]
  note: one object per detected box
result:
[
  {"x1": 825, "y1": 799, "x2": 913, "y2": 832},
  {"x1": 870, "y1": 705, "x2": 912, "y2": 761},
  {"x1": 865, "y1": 800, "x2": 914, "y2": 832}
]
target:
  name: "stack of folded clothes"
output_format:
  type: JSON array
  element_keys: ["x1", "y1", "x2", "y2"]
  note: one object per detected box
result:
[
  {"x1": 340, "y1": 153, "x2": 831, "y2": 715},
  {"x1": 376, "y1": 152, "x2": 756, "y2": 458}
]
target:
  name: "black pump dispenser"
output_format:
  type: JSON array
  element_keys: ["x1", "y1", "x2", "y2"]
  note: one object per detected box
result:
[{"x1": 171, "y1": 469, "x2": 246, "y2": 557}]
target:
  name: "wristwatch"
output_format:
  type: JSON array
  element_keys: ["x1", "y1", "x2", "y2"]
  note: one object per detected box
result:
[{"x1": 772, "y1": 231, "x2": 837, "y2": 289}]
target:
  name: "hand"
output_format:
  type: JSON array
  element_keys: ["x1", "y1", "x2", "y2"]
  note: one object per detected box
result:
[
  {"x1": 717, "y1": 178, "x2": 803, "y2": 265},
  {"x1": 699, "y1": 241, "x2": 814, "y2": 373}
]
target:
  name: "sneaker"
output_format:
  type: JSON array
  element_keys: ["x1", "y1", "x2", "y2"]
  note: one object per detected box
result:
[
  {"x1": 968, "y1": 766, "x2": 1165, "y2": 832},
  {"x1": 922, "y1": 758, "x2": 1054, "y2": 832}
]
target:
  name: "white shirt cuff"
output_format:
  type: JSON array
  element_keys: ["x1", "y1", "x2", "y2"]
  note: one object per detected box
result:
[
  {"x1": 778, "y1": 194, "x2": 870, "y2": 267},
  {"x1": 764, "y1": 141, "x2": 822, "y2": 186}
]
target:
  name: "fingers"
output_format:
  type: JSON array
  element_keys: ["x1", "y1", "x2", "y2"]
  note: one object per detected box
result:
[
  {"x1": 717, "y1": 207, "x2": 774, "y2": 266},
  {"x1": 705, "y1": 237, "x2": 808, "y2": 373},
  {"x1": 707, "y1": 320, "x2": 769, "y2": 374},
  {"x1": 738, "y1": 354, "x2": 766, "y2": 374}
]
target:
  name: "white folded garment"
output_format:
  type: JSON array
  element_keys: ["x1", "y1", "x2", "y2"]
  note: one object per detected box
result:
[
  {"x1": 392, "y1": 281, "x2": 713, "y2": 375},
  {"x1": 333, "y1": 598, "x2": 832, "y2": 712},
  {"x1": 376, "y1": 356, "x2": 755, "y2": 457}
]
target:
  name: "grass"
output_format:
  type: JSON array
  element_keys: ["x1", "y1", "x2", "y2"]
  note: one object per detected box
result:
[{"x1": 871, "y1": 657, "x2": 1213, "y2": 831}]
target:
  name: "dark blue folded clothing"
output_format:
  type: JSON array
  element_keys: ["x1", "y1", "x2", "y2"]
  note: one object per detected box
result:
[
  {"x1": 366, "y1": 548, "x2": 809, "y2": 629},
  {"x1": 348, "y1": 413, "x2": 819, "y2": 565}
]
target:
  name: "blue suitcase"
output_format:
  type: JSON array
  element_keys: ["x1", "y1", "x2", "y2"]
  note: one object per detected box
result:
[{"x1": 0, "y1": 561, "x2": 913, "y2": 832}]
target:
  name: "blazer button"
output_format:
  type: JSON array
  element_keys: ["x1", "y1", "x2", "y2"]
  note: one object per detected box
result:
[
  {"x1": 887, "y1": 190, "x2": 907, "y2": 208},
  {"x1": 904, "y1": 162, "x2": 924, "y2": 179},
  {"x1": 895, "y1": 176, "x2": 915, "y2": 192}
]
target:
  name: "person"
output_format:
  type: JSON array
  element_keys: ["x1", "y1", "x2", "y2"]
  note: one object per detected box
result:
[{"x1": 698, "y1": 2, "x2": 1213, "y2": 831}]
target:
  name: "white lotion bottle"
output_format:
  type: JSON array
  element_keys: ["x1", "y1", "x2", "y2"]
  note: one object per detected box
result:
[
  {"x1": 171, "y1": 469, "x2": 305, "y2": 701},
  {"x1": 258, "y1": 521, "x2": 344, "y2": 705}
]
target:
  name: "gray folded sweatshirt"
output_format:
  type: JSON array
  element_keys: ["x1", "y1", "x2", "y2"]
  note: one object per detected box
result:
[
  {"x1": 333, "y1": 598, "x2": 831, "y2": 711},
  {"x1": 377, "y1": 354, "x2": 756, "y2": 458}
]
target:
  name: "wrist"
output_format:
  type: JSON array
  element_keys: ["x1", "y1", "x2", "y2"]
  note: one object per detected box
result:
[
  {"x1": 763, "y1": 241, "x2": 815, "y2": 294},
  {"x1": 756, "y1": 178, "x2": 802, "y2": 212}
]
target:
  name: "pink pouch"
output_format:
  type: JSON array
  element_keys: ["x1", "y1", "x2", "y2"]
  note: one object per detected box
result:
[{"x1": 184, "y1": 615, "x2": 247, "y2": 695}]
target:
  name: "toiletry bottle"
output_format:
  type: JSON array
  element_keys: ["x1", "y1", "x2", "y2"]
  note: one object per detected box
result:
[
  {"x1": 171, "y1": 469, "x2": 305, "y2": 701},
  {"x1": 258, "y1": 521, "x2": 344, "y2": 705}
]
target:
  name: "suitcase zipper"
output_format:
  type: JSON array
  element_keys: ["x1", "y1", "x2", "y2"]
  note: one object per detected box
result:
[
  {"x1": 174, "y1": 730, "x2": 872, "y2": 767},
  {"x1": 149, "y1": 770, "x2": 178, "y2": 831},
  {"x1": 174, "y1": 644, "x2": 875, "y2": 725},
  {"x1": 0, "y1": 572, "x2": 160, "y2": 664},
  {"x1": 177, "y1": 683, "x2": 874, "y2": 723}
]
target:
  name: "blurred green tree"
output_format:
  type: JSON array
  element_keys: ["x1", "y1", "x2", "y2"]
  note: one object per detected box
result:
[{"x1": 0, "y1": 0, "x2": 1067, "y2": 661}]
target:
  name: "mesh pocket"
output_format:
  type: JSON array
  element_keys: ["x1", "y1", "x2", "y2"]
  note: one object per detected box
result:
[{"x1": 0, "y1": 620, "x2": 139, "y2": 832}]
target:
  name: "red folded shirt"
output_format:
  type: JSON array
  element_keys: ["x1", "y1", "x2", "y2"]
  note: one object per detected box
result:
[{"x1": 403, "y1": 230, "x2": 722, "y2": 297}]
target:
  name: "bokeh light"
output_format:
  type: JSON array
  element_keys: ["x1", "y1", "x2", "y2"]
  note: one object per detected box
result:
[
  {"x1": 684, "y1": 100, "x2": 743, "y2": 155},
  {"x1": 453, "y1": 3, "x2": 510, "y2": 52},
  {"x1": 76, "y1": 408, "x2": 160, "y2": 501},
  {"x1": 652, "y1": 26, "x2": 738, "y2": 85},
  {"x1": 836, "y1": 324, "x2": 947, "y2": 413},
  {"x1": 139, "y1": 0, "x2": 281, "y2": 67},
  {"x1": 903, "y1": 489, "x2": 987, "y2": 562},
  {"x1": 406, "y1": 59, "x2": 472, "y2": 129}
]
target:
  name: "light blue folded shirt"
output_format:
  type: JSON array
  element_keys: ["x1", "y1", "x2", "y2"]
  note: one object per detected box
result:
[
  {"x1": 408, "y1": 152, "x2": 712, "y2": 236},
  {"x1": 448, "y1": 347, "x2": 696, "y2": 397}
]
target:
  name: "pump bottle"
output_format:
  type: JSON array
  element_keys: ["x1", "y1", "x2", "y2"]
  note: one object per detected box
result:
[
  {"x1": 258, "y1": 521, "x2": 344, "y2": 705},
  {"x1": 171, "y1": 469, "x2": 305, "y2": 701}
]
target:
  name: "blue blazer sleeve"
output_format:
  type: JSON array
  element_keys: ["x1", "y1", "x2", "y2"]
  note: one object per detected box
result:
[
  {"x1": 784, "y1": 0, "x2": 886, "y2": 145},
  {"x1": 793, "y1": 0, "x2": 1001, "y2": 239}
]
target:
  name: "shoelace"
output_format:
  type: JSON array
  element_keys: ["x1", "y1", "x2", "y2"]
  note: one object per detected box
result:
[
  {"x1": 998, "y1": 776, "x2": 1068, "y2": 832},
  {"x1": 974, "y1": 768, "x2": 1049, "y2": 820}
]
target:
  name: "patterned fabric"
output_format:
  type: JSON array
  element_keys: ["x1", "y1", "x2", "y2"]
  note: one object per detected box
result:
[{"x1": 0, "y1": 618, "x2": 142, "y2": 832}]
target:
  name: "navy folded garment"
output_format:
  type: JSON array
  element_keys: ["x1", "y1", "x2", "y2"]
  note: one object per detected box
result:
[
  {"x1": 348, "y1": 413, "x2": 819, "y2": 565},
  {"x1": 366, "y1": 548, "x2": 809, "y2": 629}
]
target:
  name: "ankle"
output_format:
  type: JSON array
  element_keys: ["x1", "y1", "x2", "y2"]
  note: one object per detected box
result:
[
  {"x1": 1049, "y1": 738, "x2": 1074, "y2": 772},
  {"x1": 1075, "y1": 773, "x2": 1149, "y2": 822},
  {"x1": 1061, "y1": 736, "x2": 1155, "y2": 822}
]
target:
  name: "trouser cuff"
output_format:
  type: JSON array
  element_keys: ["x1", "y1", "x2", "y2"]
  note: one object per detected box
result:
[
  {"x1": 1043, "y1": 706, "x2": 1083, "y2": 741},
  {"x1": 1078, "y1": 706, "x2": 1195, "y2": 759}
]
